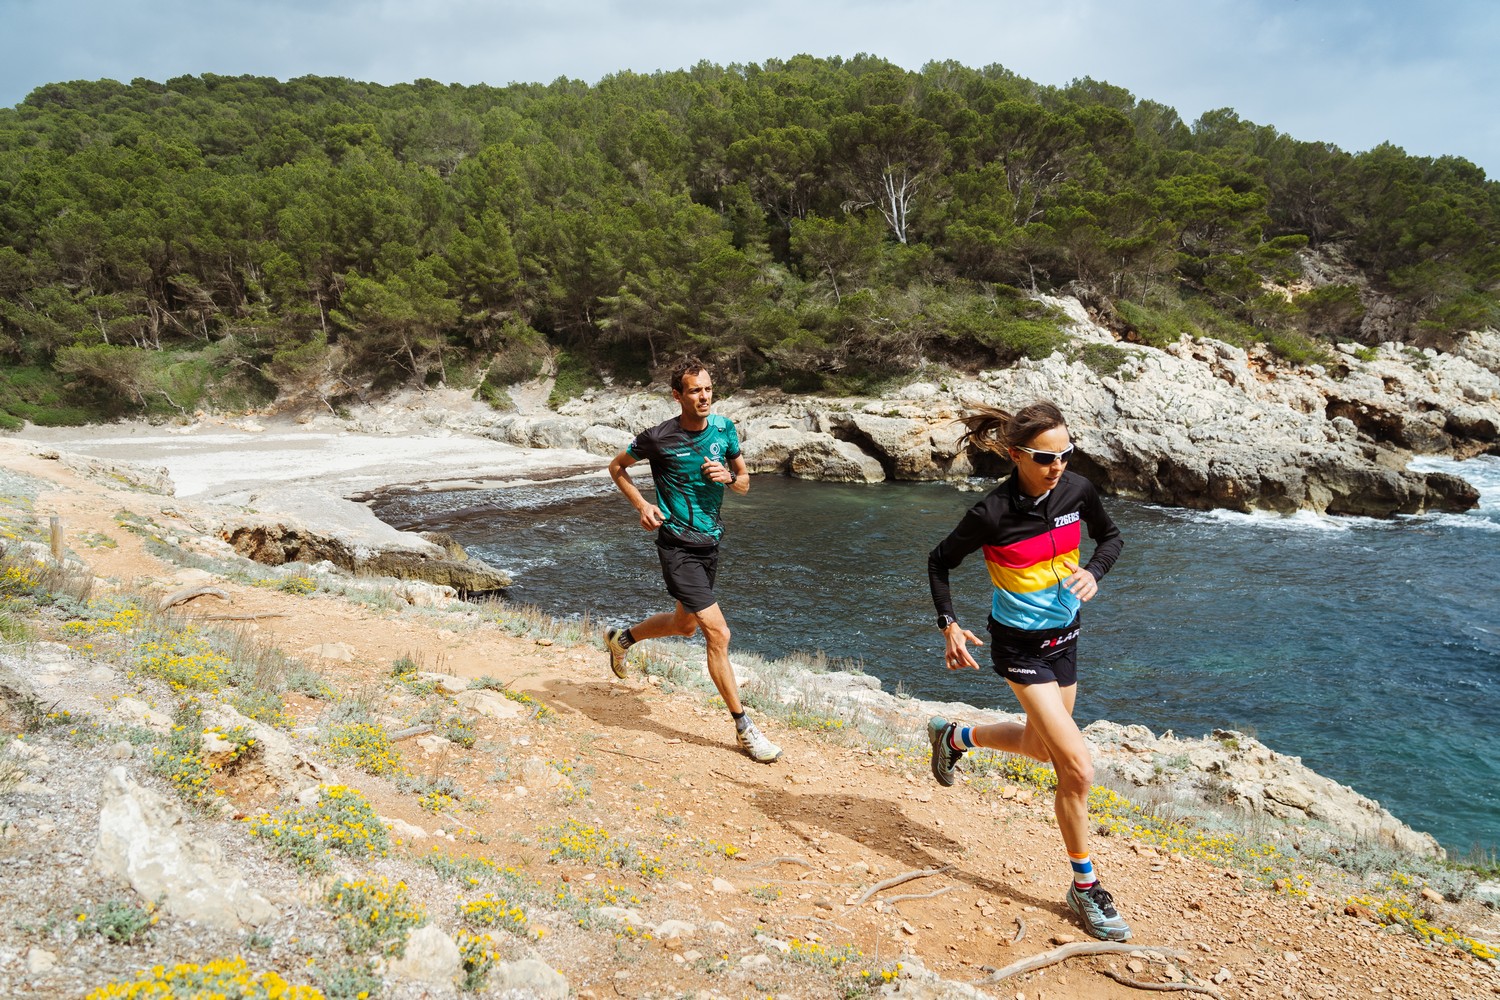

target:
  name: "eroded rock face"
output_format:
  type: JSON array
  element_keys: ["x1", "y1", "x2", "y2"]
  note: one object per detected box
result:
[
  {"x1": 213, "y1": 486, "x2": 512, "y2": 592},
  {"x1": 93, "y1": 767, "x2": 278, "y2": 930},
  {"x1": 500, "y1": 301, "x2": 1494, "y2": 517},
  {"x1": 328, "y1": 297, "x2": 1494, "y2": 518},
  {"x1": 1083, "y1": 723, "x2": 1444, "y2": 857}
]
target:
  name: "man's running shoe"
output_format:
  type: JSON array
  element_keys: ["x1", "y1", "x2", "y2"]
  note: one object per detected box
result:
[
  {"x1": 1066, "y1": 881, "x2": 1132, "y2": 941},
  {"x1": 927, "y1": 716, "x2": 966, "y2": 786},
  {"x1": 604, "y1": 627, "x2": 630, "y2": 679},
  {"x1": 736, "y1": 721, "x2": 782, "y2": 764}
]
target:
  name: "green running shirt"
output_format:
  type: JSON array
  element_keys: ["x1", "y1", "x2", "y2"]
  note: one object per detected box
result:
[{"x1": 626, "y1": 414, "x2": 742, "y2": 547}]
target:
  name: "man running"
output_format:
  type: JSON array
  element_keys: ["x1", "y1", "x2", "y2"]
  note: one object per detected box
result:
[{"x1": 603, "y1": 358, "x2": 781, "y2": 764}]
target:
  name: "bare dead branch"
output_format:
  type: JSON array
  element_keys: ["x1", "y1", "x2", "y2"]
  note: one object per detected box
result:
[
  {"x1": 1099, "y1": 970, "x2": 1225, "y2": 998},
  {"x1": 389, "y1": 724, "x2": 434, "y2": 742},
  {"x1": 978, "y1": 943, "x2": 1190, "y2": 984},
  {"x1": 1012, "y1": 915, "x2": 1026, "y2": 944},
  {"x1": 846, "y1": 864, "x2": 953, "y2": 907},
  {"x1": 596, "y1": 747, "x2": 660, "y2": 764},
  {"x1": 742, "y1": 855, "x2": 815, "y2": 870},
  {"x1": 883, "y1": 885, "x2": 956, "y2": 908},
  {"x1": 159, "y1": 586, "x2": 231, "y2": 610},
  {"x1": 782, "y1": 914, "x2": 854, "y2": 935}
]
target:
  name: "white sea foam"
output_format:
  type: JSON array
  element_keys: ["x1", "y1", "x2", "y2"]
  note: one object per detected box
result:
[
  {"x1": 1168, "y1": 505, "x2": 1361, "y2": 533},
  {"x1": 1409, "y1": 454, "x2": 1500, "y2": 526}
]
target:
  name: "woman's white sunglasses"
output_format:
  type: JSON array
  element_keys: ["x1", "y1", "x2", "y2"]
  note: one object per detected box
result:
[{"x1": 1014, "y1": 444, "x2": 1074, "y2": 465}]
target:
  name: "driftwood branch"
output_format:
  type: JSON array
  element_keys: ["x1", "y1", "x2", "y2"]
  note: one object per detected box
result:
[
  {"x1": 846, "y1": 864, "x2": 953, "y2": 907},
  {"x1": 979, "y1": 943, "x2": 1190, "y2": 984},
  {"x1": 596, "y1": 747, "x2": 660, "y2": 764},
  {"x1": 742, "y1": 855, "x2": 815, "y2": 870},
  {"x1": 389, "y1": 724, "x2": 433, "y2": 742},
  {"x1": 1099, "y1": 970, "x2": 1224, "y2": 998},
  {"x1": 202, "y1": 612, "x2": 286, "y2": 621},
  {"x1": 883, "y1": 885, "x2": 956, "y2": 908},
  {"x1": 159, "y1": 586, "x2": 231, "y2": 610},
  {"x1": 782, "y1": 914, "x2": 854, "y2": 934}
]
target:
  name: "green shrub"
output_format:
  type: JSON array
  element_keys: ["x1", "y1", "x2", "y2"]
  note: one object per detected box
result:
[
  {"x1": 78, "y1": 899, "x2": 157, "y2": 944},
  {"x1": 547, "y1": 349, "x2": 599, "y2": 409},
  {"x1": 1296, "y1": 283, "x2": 1365, "y2": 337},
  {"x1": 1263, "y1": 329, "x2": 1334, "y2": 366},
  {"x1": 323, "y1": 721, "x2": 406, "y2": 775},
  {"x1": 486, "y1": 319, "x2": 549, "y2": 386},
  {"x1": 1116, "y1": 300, "x2": 1188, "y2": 347},
  {"x1": 1073, "y1": 342, "x2": 1134, "y2": 377}
]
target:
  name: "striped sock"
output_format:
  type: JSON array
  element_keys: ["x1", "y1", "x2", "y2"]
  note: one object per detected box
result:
[
  {"x1": 948, "y1": 726, "x2": 976, "y2": 751},
  {"x1": 1069, "y1": 852, "x2": 1095, "y2": 889},
  {"x1": 618, "y1": 628, "x2": 636, "y2": 648}
]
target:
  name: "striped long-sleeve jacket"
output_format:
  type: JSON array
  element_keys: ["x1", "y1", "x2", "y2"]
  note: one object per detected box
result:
[{"x1": 928, "y1": 470, "x2": 1123, "y2": 633}]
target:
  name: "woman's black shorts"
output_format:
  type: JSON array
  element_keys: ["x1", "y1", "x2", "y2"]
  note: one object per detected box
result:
[
  {"x1": 656, "y1": 538, "x2": 720, "y2": 614},
  {"x1": 988, "y1": 616, "x2": 1081, "y2": 687}
]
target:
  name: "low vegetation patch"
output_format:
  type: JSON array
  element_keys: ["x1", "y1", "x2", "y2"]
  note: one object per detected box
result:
[
  {"x1": 244, "y1": 785, "x2": 390, "y2": 871},
  {"x1": 86, "y1": 957, "x2": 324, "y2": 1000},
  {"x1": 324, "y1": 877, "x2": 428, "y2": 957}
]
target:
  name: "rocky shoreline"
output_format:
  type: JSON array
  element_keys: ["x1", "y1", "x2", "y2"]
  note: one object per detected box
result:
[{"x1": 413, "y1": 295, "x2": 1494, "y2": 518}]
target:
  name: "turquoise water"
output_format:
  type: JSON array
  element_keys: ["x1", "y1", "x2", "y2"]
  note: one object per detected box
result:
[{"x1": 372, "y1": 455, "x2": 1500, "y2": 854}]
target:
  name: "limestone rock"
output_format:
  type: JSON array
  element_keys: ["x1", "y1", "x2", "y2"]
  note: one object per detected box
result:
[
  {"x1": 1084, "y1": 721, "x2": 1443, "y2": 856},
  {"x1": 49, "y1": 451, "x2": 174, "y2": 495},
  {"x1": 215, "y1": 486, "x2": 511, "y2": 592},
  {"x1": 94, "y1": 766, "x2": 277, "y2": 930},
  {"x1": 488, "y1": 957, "x2": 570, "y2": 999},
  {"x1": 414, "y1": 671, "x2": 467, "y2": 694},
  {"x1": 386, "y1": 924, "x2": 461, "y2": 986},
  {"x1": 387, "y1": 579, "x2": 458, "y2": 607},
  {"x1": 110, "y1": 698, "x2": 172, "y2": 732},
  {"x1": 542, "y1": 302, "x2": 1497, "y2": 517},
  {"x1": 452, "y1": 689, "x2": 526, "y2": 721},
  {"x1": 581, "y1": 423, "x2": 633, "y2": 457},
  {"x1": 201, "y1": 705, "x2": 332, "y2": 800},
  {"x1": 595, "y1": 906, "x2": 645, "y2": 927}
]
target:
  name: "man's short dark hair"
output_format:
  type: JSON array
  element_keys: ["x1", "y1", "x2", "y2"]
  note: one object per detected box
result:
[{"x1": 670, "y1": 358, "x2": 711, "y2": 393}]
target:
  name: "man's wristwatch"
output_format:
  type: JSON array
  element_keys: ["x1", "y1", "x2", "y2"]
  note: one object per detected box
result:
[
  {"x1": 937, "y1": 614, "x2": 957, "y2": 631},
  {"x1": 727, "y1": 471, "x2": 738, "y2": 485}
]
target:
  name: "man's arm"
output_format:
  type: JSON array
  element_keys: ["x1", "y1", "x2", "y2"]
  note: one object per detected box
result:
[{"x1": 608, "y1": 450, "x2": 664, "y2": 531}]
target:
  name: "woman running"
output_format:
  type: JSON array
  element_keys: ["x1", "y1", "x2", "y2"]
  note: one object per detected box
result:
[{"x1": 925, "y1": 400, "x2": 1130, "y2": 941}]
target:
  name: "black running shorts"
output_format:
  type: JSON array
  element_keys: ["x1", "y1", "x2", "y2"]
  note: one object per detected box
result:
[
  {"x1": 656, "y1": 538, "x2": 720, "y2": 614},
  {"x1": 988, "y1": 616, "x2": 1080, "y2": 687}
]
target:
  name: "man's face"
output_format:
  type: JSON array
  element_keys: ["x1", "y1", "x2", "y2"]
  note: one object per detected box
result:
[{"x1": 674, "y1": 369, "x2": 713, "y2": 419}]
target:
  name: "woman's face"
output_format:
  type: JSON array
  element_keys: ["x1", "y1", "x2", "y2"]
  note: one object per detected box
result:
[{"x1": 1009, "y1": 423, "x2": 1072, "y2": 497}]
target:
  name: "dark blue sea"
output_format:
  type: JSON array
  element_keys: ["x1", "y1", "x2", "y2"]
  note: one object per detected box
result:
[{"x1": 371, "y1": 455, "x2": 1500, "y2": 855}]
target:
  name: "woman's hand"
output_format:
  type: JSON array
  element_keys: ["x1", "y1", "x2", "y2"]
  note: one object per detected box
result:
[
  {"x1": 1060, "y1": 559, "x2": 1098, "y2": 601},
  {"x1": 942, "y1": 622, "x2": 984, "y2": 670}
]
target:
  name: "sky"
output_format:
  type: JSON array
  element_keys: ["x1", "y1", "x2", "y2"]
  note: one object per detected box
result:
[{"x1": 2, "y1": 0, "x2": 1496, "y2": 177}]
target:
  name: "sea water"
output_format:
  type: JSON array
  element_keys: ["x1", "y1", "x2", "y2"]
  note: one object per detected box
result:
[{"x1": 371, "y1": 455, "x2": 1500, "y2": 854}]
